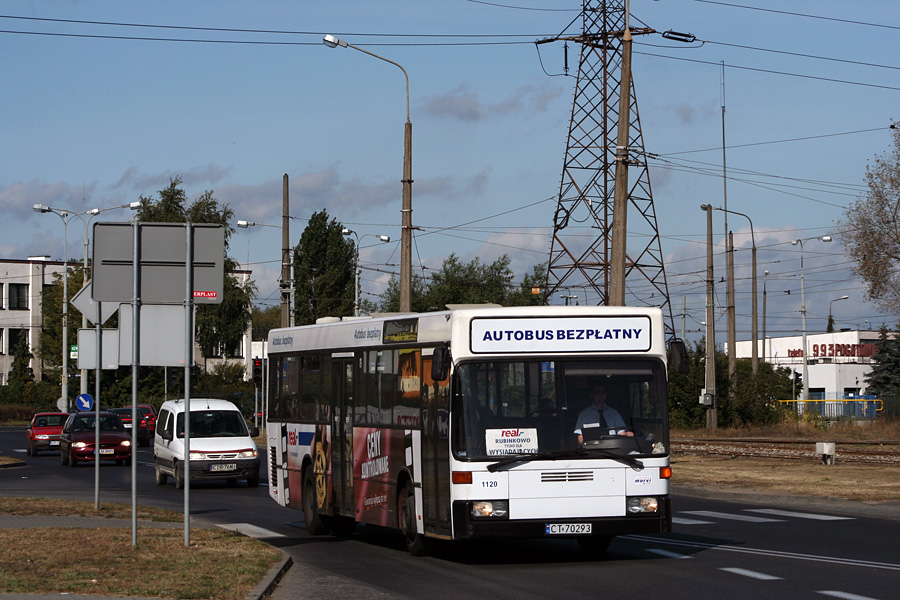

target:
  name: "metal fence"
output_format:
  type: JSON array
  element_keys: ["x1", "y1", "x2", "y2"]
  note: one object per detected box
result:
[{"x1": 779, "y1": 396, "x2": 883, "y2": 419}]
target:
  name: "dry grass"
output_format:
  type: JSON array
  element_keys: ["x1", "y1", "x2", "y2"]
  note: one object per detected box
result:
[
  {"x1": 0, "y1": 499, "x2": 283, "y2": 599},
  {"x1": 672, "y1": 454, "x2": 900, "y2": 503},
  {"x1": 0, "y1": 528, "x2": 282, "y2": 599},
  {"x1": 0, "y1": 496, "x2": 182, "y2": 521},
  {"x1": 672, "y1": 418, "x2": 900, "y2": 444}
]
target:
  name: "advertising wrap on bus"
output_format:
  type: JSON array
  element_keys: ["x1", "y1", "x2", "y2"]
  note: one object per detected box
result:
[{"x1": 469, "y1": 316, "x2": 651, "y2": 353}]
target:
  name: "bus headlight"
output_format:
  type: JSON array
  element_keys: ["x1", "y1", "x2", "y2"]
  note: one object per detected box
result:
[
  {"x1": 472, "y1": 500, "x2": 509, "y2": 518},
  {"x1": 627, "y1": 496, "x2": 659, "y2": 514}
]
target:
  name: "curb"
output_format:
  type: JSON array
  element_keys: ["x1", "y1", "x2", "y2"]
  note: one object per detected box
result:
[
  {"x1": 0, "y1": 460, "x2": 27, "y2": 469},
  {"x1": 247, "y1": 554, "x2": 293, "y2": 600}
]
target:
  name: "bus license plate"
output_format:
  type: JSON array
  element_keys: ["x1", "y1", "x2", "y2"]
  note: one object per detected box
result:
[
  {"x1": 210, "y1": 463, "x2": 236, "y2": 472},
  {"x1": 546, "y1": 523, "x2": 591, "y2": 535}
]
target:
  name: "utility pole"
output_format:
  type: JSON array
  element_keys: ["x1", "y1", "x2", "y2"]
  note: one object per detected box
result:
[
  {"x1": 281, "y1": 174, "x2": 291, "y2": 328},
  {"x1": 609, "y1": 0, "x2": 632, "y2": 306},
  {"x1": 702, "y1": 204, "x2": 717, "y2": 429}
]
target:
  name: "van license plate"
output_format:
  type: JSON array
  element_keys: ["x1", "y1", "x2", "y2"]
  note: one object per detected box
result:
[
  {"x1": 546, "y1": 523, "x2": 591, "y2": 535},
  {"x1": 210, "y1": 463, "x2": 236, "y2": 472}
]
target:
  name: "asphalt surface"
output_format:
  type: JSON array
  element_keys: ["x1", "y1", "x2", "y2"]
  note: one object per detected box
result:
[{"x1": 2, "y1": 456, "x2": 900, "y2": 600}]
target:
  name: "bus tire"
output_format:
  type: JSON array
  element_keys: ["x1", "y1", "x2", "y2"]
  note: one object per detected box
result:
[
  {"x1": 398, "y1": 482, "x2": 428, "y2": 556},
  {"x1": 303, "y1": 469, "x2": 330, "y2": 535},
  {"x1": 577, "y1": 535, "x2": 612, "y2": 556}
]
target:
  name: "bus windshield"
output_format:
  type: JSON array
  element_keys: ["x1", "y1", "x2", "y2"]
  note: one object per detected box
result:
[{"x1": 453, "y1": 359, "x2": 668, "y2": 461}]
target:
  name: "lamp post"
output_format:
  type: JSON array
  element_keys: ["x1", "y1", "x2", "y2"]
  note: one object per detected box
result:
[
  {"x1": 828, "y1": 295, "x2": 849, "y2": 333},
  {"x1": 709, "y1": 207, "x2": 757, "y2": 373},
  {"x1": 34, "y1": 202, "x2": 140, "y2": 406},
  {"x1": 237, "y1": 220, "x2": 292, "y2": 327},
  {"x1": 324, "y1": 34, "x2": 413, "y2": 313},
  {"x1": 790, "y1": 235, "x2": 832, "y2": 400},
  {"x1": 342, "y1": 228, "x2": 391, "y2": 316},
  {"x1": 763, "y1": 270, "x2": 769, "y2": 362}
]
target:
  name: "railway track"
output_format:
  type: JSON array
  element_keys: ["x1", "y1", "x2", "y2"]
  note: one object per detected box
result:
[{"x1": 672, "y1": 438, "x2": 900, "y2": 465}]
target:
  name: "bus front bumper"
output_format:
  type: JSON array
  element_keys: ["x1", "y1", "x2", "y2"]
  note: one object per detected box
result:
[{"x1": 451, "y1": 496, "x2": 672, "y2": 540}]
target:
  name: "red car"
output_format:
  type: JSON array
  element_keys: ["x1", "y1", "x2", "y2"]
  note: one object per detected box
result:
[
  {"x1": 25, "y1": 412, "x2": 69, "y2": 456},
  {"x1": 112, "y1": 407, "x2": 151, "y2": 447},
  {"x1": 59, "y1": 412, "x2": 132, "y2": 467},
  {"x1": 137, "y1": 404, "x2": 158, "y2": 435}
]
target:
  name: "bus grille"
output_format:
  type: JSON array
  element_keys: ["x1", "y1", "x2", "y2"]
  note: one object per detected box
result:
[
  {"x1": 270, "y1": 447, "x2": 278, "y2": 482},
  {"x1": 541, "y1": 471, "x2": 593, "y2": 482}
]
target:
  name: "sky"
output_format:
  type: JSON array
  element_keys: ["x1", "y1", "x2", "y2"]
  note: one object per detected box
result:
[{"x1": 2, "y1": 0, "x2": 898, "y2": 345}]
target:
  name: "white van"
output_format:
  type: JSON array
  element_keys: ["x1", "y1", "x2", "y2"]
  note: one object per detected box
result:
[{"x1": 153, "y1": 398, "x2": 260, "y2": 488}]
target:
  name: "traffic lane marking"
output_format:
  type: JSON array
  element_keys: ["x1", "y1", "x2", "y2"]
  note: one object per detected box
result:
[
  {"x1": 720, "y1": 567, "x2": 782, "y2": 580},
  {"x1": 682, "y1": 510, "x2": 783, "y2": 522},
  {"x1": 744, "y1": 508, "x2": 854, "y2": 521}
]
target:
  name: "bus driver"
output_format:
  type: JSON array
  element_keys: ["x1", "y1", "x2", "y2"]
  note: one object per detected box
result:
[{"x1": 574, "y1": 384, "x2": 634, "y2": 445}]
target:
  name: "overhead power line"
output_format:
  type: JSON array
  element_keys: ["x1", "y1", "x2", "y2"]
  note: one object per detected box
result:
[{"x1": 690, "y1": 0, "x2": 900, "y2": 31}]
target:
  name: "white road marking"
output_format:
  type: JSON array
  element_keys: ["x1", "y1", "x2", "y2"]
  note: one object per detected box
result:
[
  {"x1": 672, "y1": 517, "x2": 714, "y2": 525},
  {"x1": 720, "y1": 567, "x2": 782, "y2": 580},
  {"x1": 745, "y1": 508, "x2": 853, "y2": 521},
  {"x1": 646, "y1": 548, "x2": 692, "y2": 559},
  {"x1": 682, "y1": 510, "x2": 783, "y2": 523},
  {"x1": 626, "y1": 535, "x2": 900, "y2": 572},
  {"x1": 817, "y1": 592, "x2": 882, "y2": 600},
  {"x1": 217, "y1": 523, "x2": 285, "y2": 538}
]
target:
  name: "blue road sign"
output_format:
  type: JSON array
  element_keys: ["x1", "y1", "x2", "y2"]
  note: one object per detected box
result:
[{"x1": 76, "y1": 393, "x2": 94, "y2": 411}]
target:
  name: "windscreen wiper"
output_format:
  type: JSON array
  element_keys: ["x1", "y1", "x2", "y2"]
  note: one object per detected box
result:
[
  {"x1": 487, "y1": 449, "x2": 588, "y2": 472},
  {"x1": 582, "y1": 447, "x2": 644, "y2": 470}
]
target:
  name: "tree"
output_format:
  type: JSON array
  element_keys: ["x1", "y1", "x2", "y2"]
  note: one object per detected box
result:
[
  {"x1": 251, "y1": 305, "x2": 281, "y2": 341},
  {"x1": 8, "y1": 334, "x2": 35, "y2": 386},
  {"x1": 37, "y1": 265, "x2": 85, "y2": 375},
  {"x1": 864, "y1": 324, "x2": 900, "y2": 419},
  {"x1": 137, "y1": 178, "x2": 253, "y2": 358},
  {"x1": 293, "y1": 210, "x2": 355, "y2": 325},
  {"x1": 379, "y1": 254, "x2": 547, "y2": 312},
  {"x1": 840, "y1": 123, "x2": 900, "y2": 314}
]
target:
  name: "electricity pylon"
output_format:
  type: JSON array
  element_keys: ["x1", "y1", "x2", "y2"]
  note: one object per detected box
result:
[{"x1": 544, "y1": 0, "x2": 674, "y2": 339}]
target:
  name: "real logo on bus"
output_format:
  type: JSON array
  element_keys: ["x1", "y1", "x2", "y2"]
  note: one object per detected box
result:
[
  {"x1": 500, "y1": 429, "x2": 521, "y2": 437},
  {"x1": 287, "y1": 430, "x2": 298, "y2": 446}
]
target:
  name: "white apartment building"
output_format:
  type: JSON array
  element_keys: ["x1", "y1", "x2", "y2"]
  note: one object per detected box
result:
[
  {"x1": 0, "y1": 257, "x2": 66, "y2": 384},
  {"x1": 0, "y1": 256, "x2": 254, "y2": 386}
]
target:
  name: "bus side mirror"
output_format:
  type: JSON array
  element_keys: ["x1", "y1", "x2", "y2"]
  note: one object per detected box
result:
[
  {"x1": 668, "y1": 339, "x2": 689, "y2": 374},
  {"x1": 431, "y1": 347, "x2": 450, "y2": 382}
]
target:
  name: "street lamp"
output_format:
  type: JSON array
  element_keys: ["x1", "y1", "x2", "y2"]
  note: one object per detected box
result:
[
  {"x1": 343, "y1": 228, "x2": 391, "y2": 317},
  {"x1": 33, "y1": 201, "x2": 139, "y2": 408},
  {"x1": 709, "y1": 206, "x2": 758, "y2": 373},
  {"x1": 790, "y1": 235, "x2": 832, "y2": 400},
  {"x1": 559, "y1": 294, "x2": 578, "y2": 306},
  {"x1": 324, "y1": 34, "x2": 413, "y2": 313},
  {"x1": 237, "y1": 220, "x2": 292, "y2": 327},
  {"x1": 828, "y1": 295, "x2": 849, "y2": 332}
]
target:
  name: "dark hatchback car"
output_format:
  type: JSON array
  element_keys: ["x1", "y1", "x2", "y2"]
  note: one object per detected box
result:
[
  {"x1": 25, "y1": 412, "x2": 69, "y2": 456},
  {"x1": 59, "y1": 412, "x2": 132, "y2": 467},
  {"x1": 137, "y1": 404, "x2": 158, "y2": 435},
  {"x1": 112, "y1": 407, "x2": 151, "y2": 447}
]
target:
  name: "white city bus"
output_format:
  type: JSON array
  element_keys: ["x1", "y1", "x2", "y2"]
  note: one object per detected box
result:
[{"x1": 265, "y1": 305, "x2": 685, "y2": 555}]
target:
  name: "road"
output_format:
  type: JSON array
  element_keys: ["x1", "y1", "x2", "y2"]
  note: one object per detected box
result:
[{"x1": 2, "y1": 426, "x2": 899, "y2": 600}]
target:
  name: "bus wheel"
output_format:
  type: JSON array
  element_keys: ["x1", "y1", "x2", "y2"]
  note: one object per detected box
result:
[
  {"x1": 398, "y1": 482, "x2": 428, "y2": 556},
  {"x1": 303, "y1": 469, "x2": 330, "y2": 535},
  {"x1": 577, "y1": 535, "x2": 612, "y2": 556}
]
